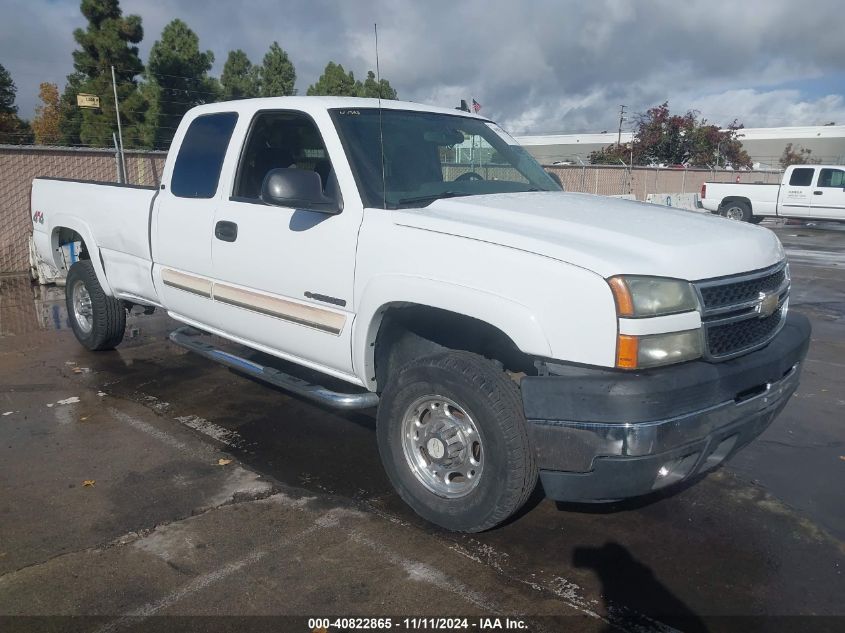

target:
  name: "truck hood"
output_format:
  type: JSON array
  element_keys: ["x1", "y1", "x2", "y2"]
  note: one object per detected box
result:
[{"x1": 392, "y1": 191, "x2": 784, "y2": 280}]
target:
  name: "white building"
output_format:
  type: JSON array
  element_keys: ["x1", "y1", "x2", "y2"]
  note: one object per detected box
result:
[{"x1": 515, "y1": 125, "x2": 845, "y2": 168}]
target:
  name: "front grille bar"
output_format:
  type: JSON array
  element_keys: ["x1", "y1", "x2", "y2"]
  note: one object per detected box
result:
[{"x1": 694, "y1": 260, "x2": 789, "y2": 361}]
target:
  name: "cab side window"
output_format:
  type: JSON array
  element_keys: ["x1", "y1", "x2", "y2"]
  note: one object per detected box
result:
[
  {"x1": 817, "y1": 168, "x2": 845, "y2": 188},
  {"x1": 788, "y1": 168, "x2": 815, "y2": 187},
  {"x1": 234, "y1": 111, "x2": 339, "y2": 201}
]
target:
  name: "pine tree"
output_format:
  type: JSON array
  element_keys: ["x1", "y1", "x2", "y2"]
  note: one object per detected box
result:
[
  {"x1": 221, "y1": 50, "x2": 260, "y2": 100},
  {"x1": 306, "y1": 62, "x2": 358, "y2": 96},
  {"x1": 357, "y1": 70, "x2": 397, "y2": 99},
  {"x1": 59, "y1": 0, "x2": 146, "y2": 148},
  {"x1": 260, "y1": 42, "x2": 296, "y2": 97},
  {"x1": 0, "y1": 63, "x2": 33, "y2": 144},
  {"x1": 141, "y1": 19, "x2": 219, "y2": 149}
]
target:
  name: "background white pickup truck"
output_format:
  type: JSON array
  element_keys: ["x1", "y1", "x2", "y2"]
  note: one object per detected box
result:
[
  {"x1": 701, "y1": 164, "x2": 845, "y2": 222},
  {"x1": 31, "y1": 97, "x2": 810, "y2": 532}
]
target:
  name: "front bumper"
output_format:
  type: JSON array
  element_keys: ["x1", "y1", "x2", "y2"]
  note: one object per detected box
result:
[{"x1": 522, "y1": 311, "x2": 811, "y2": 502}]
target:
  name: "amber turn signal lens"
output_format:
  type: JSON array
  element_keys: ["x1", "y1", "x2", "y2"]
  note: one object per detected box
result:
[
  {"x1": 616, "y1": 334, "x2": 639, "y2": 369},
  {"x1": 607, "y1": 276, "x2": 634, "y2": 317}
]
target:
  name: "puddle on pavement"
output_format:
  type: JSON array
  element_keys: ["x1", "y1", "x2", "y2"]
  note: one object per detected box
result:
[{"x1": 0, "y1": 275, "x2": 70, "y2": 335}]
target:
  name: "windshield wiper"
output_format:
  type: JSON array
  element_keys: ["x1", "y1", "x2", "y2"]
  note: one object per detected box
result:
[{"x1": 395, "y1": 191, "x2": 471, "y2": 207}]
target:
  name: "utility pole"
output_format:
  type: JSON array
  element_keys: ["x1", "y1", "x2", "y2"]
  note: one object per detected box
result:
[
  {"x1": 617, "y1": 105, "x2": 627, "y2": 147},
  {"x1": 111, "y1": 65, "x2": 127, "y2": 183}
]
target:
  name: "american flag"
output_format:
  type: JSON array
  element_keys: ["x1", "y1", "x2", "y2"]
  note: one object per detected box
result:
[{"x1": 472, "y1": 99, "x2": 482, "y2": 113}]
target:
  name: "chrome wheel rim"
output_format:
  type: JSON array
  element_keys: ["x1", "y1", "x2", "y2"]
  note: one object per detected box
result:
[
  {"x1": 71, "y1": 280, "x2": 93, "y2": 334},
  {"x1": 400, "y1": 395, "x2": 484, "y2": 498},
  {"x1": 724, "y1": 205, "x2": 744, "y2": 221}
]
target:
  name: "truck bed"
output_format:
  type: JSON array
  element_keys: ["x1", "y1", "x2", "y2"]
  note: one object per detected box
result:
[
  {"x1": 31, "y1": 177, "x2": 160, "y2": 303},
  {"x1": 701, "y1": 181, "x2": 780, "y2": 215}
]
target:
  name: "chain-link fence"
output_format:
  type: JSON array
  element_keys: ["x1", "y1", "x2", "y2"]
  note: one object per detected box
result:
[
  {"x1": 1, "y1": 145, "x2": 785, "y2": 274},
  {"x1": 543, "y1": 164, "x2": 783, "y2": 199},
  {"x1": 0, "y1": 145, "x2": 165, "y2": 273}
]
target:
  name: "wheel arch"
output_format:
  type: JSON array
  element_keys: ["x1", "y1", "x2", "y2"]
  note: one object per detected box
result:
[
  {"x1": 719, "y1": 196, "x2": 752, "y2": 212},
  {"x1": 49, "y1": 219, "x2": 113, "y2": 295},
  {"x1": 353, "y1": 277, "x2": 552, "y2": 391}
]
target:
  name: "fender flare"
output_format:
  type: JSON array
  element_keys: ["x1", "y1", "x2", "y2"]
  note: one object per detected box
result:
[
  {"x1": 48, "y1": 215, "x2": 114, "y2": 296},
  {"x1": 351, "y1": 274, "x2": 553, "y2": 388}
]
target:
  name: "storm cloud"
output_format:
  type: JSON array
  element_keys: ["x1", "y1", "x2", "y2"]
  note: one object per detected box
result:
[{"x1": 2, "y1": 0, "x2": 844, "y2": 134}]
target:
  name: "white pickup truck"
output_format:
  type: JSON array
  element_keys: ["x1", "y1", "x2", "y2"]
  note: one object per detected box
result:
[
  {"x1": 31, "y1": 97, "x2": 810, "y2": 532},
  {"x1": 701, "y1": 164, "x2": 845, "y2": 222}
]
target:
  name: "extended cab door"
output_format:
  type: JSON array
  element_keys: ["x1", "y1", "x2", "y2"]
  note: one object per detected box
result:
[
  {"x1": 152, "y1": 111, "x2": 238, "y2": 323},
  {"x1": 209, "y1": 109, "x2": 362, "y2": 379},
  {"x1": 811, "y1": 167, "x2": 845, "y2": 220},
  {"x1": 778, "y1": 166, "x2": 815, "y2": 217}
]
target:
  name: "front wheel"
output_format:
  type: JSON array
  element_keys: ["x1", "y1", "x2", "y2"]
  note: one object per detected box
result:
[
  {"x1": 377, "y1": 351, "x2": 538, "y2": 532},
  {"x1": 65, "y1": 260, "x2": 126, "y2": 351}
]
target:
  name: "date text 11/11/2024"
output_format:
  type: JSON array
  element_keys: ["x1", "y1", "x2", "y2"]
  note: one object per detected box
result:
[{"x1": 308, "y1": 616, "x2": 529, "y2": 631}]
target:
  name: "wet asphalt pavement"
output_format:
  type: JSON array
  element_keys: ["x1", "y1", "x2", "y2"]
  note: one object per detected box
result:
[{"x1": 0, "y1": 220, "x2": 843, "y2": 632}]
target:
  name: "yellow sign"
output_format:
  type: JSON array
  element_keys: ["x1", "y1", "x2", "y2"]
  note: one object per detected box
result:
[{"x1": 76, "y1": 94, "x2": 100, "y2": 109}]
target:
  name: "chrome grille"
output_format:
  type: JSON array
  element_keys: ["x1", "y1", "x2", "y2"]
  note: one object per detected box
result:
[
  {"x1": 694, "y1": 261, "x2": 789, "y2": 360},
  {"x1": 698, "y1": 268, "x2": 786, "y2": 310}
]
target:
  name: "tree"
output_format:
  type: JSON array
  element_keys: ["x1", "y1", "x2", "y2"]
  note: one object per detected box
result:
[
  {"x1": 0, "y1": 63, "x2": 33, "y2": 144},
  {"x1": 0, "y1": 63, "x2": 17, "y2": 113},
  {"x1": 32, "y1": 82, "x2": 62, "y2": 144},
  {"x1": 779, "y1": 143, "x2": 819, "y2": 168},
  {"x1": 306, "y1": 62, "x2": 358, "y2": 96},
  {"x1": 357, "y1": 70, "x2": 397, "y2": 99},
  {"x1": 58, "y1": 72, "x2": 85, "y2": 145},
  {"x1": 59, "y1": 0, "x2": 147, "y2": 148},
  {"x1": 221, "y1": 50, "x2": 260, "y2": 100},
  {"x1": 260, "y1": 42, "x2": 296, "y2": 97},
  {"x1": 307, "y1": 62, "x2": 398, "y2": 99},
  {"x1": 141, "y1": 19, "x2": 218, "y2": 148},
  {"x1": 589, "y1": 102, "x2": 751, "y2": 168}
]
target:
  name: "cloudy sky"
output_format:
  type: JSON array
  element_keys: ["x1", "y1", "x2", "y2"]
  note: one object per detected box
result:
[{"x1": 2, "y1": 0, "x2": 844, "y2": 135}]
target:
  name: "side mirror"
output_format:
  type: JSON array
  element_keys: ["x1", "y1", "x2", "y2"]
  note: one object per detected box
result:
[{"x1": 260, "y1": 168, "x2": 341, "y2": 214}]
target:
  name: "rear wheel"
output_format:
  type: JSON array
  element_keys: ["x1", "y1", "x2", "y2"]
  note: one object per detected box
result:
[
  {"x1": 66, "y1": 260, "x2": 126, "y2": 351},
  {"x1": 721, "y1": 200, "x2": 753, "y2": 222},
  {"x1": 377, "y1": 350, "x2": 537, "y2": 532}
]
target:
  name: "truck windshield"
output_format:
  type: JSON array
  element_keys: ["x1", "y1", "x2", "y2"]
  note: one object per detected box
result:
[{"x1": 330, "y1": 108, "x2": 561, "y2": 209}]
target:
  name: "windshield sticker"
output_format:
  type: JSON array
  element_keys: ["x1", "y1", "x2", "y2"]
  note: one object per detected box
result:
[{"x1": 485, "y1": 122, "x2": 519, "y2": 145}]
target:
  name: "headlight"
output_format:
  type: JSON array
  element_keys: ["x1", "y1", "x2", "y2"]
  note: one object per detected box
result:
[
  {"x1": 607, "y1": 275, "x2": 698, "y2": 317},
  {"x1": 616, "y1": 330, "x2": 702, "y2": 369}
]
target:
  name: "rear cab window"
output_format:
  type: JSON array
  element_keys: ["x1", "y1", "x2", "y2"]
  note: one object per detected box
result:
[
  {"x1": 788, "y1": 168, "x2": 815, "y2": 187},
  {"x1": 171, "y1": 112, "x2": 239, "y2": 198}
]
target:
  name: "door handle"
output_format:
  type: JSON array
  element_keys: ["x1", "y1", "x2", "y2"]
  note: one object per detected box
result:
[
  {"x1": 813, "y1": 191, "x2": 823, "y2": 195},
  {"x1": 215, "y1": 220, "x2": 238, "y2": 242}
]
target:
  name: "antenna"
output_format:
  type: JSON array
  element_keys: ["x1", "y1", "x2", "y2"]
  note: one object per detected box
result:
[{"x1": 375, "y1": 23, "x2": 387, "y2": 209}]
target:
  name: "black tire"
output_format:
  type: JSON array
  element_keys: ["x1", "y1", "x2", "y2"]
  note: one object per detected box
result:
[
  {"x1": 721, "y1": 200, "x2": 753, "y2": 222},
  {"x1": 750, "y1": 215, "x2": 764, "y2": 224},
  {"x1": 65, "y1": 260, "x2": 126, "y2": 351},
  {"x1": 377, "y1": 350, "x2": 538, "y2": 532}
]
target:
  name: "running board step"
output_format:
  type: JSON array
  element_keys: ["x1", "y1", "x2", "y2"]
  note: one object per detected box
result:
[{"x1": 169, "y1": 326, "x2": 379, "y2": 410}]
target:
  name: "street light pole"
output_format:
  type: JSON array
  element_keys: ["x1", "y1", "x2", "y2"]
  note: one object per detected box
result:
[{"x1": 111, "y1": 65, "x2": 127, "y2": 183}]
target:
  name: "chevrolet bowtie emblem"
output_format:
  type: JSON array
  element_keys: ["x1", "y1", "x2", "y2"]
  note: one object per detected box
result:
[{"x1": 756, "y1": 291, "x2": 779, "y2": 318}]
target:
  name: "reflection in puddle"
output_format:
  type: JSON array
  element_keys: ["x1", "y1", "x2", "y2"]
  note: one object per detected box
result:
[
  {"x1": 0, "y1": 275, "x2": 69, "y2": 335},
  {"x1": 34, "y1": 285, "x2": 69, "y2": 331}
]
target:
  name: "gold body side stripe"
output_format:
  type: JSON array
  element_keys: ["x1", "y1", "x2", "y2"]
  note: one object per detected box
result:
[
  {"x1": 161, "y1": 269, "x2": 212, "y2": 298},
  {"x1": 161, "y1": 269, "x2": 345, "y2": 335},
  {"x1": 213, "y1": 284, "x2": 345, "y2": 335}
]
